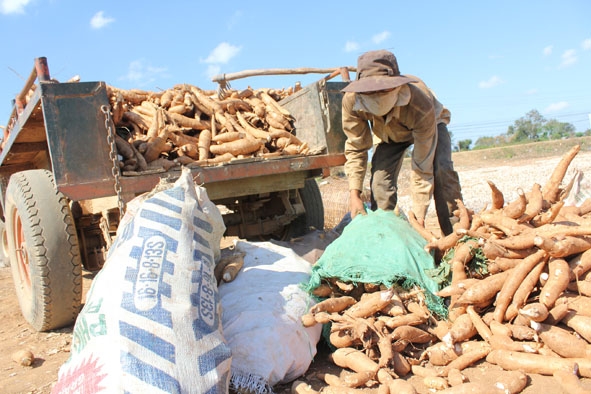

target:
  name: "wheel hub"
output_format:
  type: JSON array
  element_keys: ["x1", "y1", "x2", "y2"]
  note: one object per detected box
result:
[{"x1": 12, "y1": 211, "x2": 31, "y2": 291}]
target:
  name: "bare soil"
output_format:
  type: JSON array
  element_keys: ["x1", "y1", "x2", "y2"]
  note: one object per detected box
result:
[{"x1": 2, "y1": 138, "x2": 591, "y2": 394}]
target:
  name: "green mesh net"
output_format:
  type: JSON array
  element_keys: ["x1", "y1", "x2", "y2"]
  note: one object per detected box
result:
[{"x1": 304, "y1": 209, "x2": 448, "y2": 319}]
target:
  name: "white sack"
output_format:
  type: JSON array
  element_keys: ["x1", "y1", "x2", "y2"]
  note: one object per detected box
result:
[{"x1": 219, "y1": 240, "x2": 322, "y2": 394}]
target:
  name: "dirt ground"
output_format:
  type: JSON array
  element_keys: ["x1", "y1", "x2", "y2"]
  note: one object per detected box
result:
[{"x1": 2, "y1": 140, "x2": 591, "y2": 394}]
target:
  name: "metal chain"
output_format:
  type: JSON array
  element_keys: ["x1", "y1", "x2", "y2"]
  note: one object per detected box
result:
[{"x1": 101, "y1": 105, "x2": 126, "y2": 220}]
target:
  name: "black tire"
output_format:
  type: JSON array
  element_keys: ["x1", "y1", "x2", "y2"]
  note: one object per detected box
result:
[
  {"x1": 252, "y1": 179, "x2": 325, "y2": 242},
  {"x1": 0, "y1": 220, "x2": 7, "y2": 267},
  {"x1": 5, "y1": 170, "x2": 82, "y2": 331},
  {"x1": 287, "y1": 178, "x2": 325, "y2": 237}
]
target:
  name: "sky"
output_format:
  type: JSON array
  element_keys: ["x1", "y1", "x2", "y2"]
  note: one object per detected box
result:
[{"x1": 1, "y1": 0, "x2": 590, "y2": 144}]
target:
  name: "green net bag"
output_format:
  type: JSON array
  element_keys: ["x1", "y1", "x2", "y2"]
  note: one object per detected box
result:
[{"x1": 304, "y1": 209, "x2": 447, "y2": 319}]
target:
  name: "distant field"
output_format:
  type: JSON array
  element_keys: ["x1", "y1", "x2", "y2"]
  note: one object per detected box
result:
[{"x1": 450, "y1": 136, "x2": 591, "y2": 168}]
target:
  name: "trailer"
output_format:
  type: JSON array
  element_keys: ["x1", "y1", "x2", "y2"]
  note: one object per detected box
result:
[{"x1": 0, "y1": 57, "x2": 350, "y2": 331}]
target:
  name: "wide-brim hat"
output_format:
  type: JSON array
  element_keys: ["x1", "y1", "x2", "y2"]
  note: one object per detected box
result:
[{"x1": 342, "y1": 50, "x2": 417, "y2": 93}]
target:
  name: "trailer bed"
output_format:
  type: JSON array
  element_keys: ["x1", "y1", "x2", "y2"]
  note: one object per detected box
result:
[{"x1": 0, "y1": 80, "x2": 346, "y2": 204}]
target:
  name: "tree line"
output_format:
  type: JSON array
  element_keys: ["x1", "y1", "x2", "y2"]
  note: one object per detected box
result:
[{"x1": 453, "y1": 109, "x2": 591, "y2": 151}]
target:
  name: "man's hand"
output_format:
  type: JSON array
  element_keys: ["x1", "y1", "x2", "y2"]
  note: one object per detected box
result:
[
  {"x1": 349, "y1": 189, "x2": 367, "y2": 219},
  {"x1": 411, "y1": 208, "x2": 425, "y2": 227}
]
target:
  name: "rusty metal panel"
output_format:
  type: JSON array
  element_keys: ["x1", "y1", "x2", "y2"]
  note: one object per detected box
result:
[
  {"x1": 40, "y1": 82, "x2": 113, "y2": 200},
  {"x1": 280, "y1": 81, "x2": 348, "y2": 155},
  {"x1": 57, "y1": 152, "x2": 346, "y2": 202},
  {"x1": 324, "y1": 81, "x2": 349, "y2": 154},
  {"x1": 203, "y1": 171, "x2": 309, "y2": 201}
]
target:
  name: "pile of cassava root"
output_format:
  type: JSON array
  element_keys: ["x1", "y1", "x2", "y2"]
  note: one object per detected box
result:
[
  {"x1": 294, "y1": 145, "x2": 591, "y2": 394},
  {"x1": 106, "y1": 83, "x2": 309, "y2": 174}
]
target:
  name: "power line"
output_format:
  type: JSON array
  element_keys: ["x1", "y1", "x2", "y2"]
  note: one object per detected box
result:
[
  {"x1": 424, "y1": 110, "x2": 576, "y2": 141},
  {"x1": 450, "y1": 111, "x2": 590, "y2": 133}
]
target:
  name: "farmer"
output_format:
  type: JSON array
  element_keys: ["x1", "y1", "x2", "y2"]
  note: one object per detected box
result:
[{"x1": 341, "y1": 49, "x2": 463, "y2": 235}]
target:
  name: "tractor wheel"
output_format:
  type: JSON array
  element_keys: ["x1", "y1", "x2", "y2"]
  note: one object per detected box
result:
[
  {"x1": 0, "y1": 219, "x2": 7, "y2": 266},
  {"x1": 285, "y1": 178, "x2": 325, "y2": 238},
  {"x1": 5, "y1": 169, "x2": 82, "y2": 331}
]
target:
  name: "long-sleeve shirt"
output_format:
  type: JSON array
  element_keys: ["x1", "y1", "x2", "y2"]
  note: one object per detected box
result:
[
  {"x1": 342, "y1": 82, "x2": 437, "y2": 220},
  {"x1": 406, "y1": 75, "x2": 451, "y2": 125}
]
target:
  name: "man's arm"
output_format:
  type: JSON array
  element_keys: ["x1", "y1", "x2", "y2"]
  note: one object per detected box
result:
[{"x1": 342, "y1": 93, "x2": 373, "y2": 217}]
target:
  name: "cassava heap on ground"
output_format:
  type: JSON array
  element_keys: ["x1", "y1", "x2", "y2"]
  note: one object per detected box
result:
[
  {"x1": 297, "y1": 144, "x2": 591, "y2": 394},
  {"x1": 107, "y1": 84, "x2": 308, "y2": 173}
]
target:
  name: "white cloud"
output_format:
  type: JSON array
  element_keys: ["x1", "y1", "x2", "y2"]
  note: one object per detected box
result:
[
  {"x1": 0, "y1": 0, "x2": 31, "y2": 14},
  {"x1": 90, "y1": 11, "x2": 115, "y2": 29},
  {"x1": 372, "y1": 31, "x2": 390, "y2": 44},
  {"x1": 582, "y1": 38, "x2": 591, "y2": 51},
  {"x1": 204, "y1": 42, "x2": 241, "y2": 64},
  {"x1": 344, "y1": 41, "x2": 359, "y2": 53},
  {"x1": 478, "y1": 75, "x2": 504, "y2": 89},
  {"x1": 559, "y1": 49, "x2": 577, "y2": 68},
  {"x1": 545, "y1": 101, "x2": 569, "y2": 112},
  {"x1": 525, "y1": 88, "x2": 538, "y2": 95},
  {"x1": 120, "y1": 59, "x2": 168, "y2": 86},
  {"x1": 542, "y1": 45, "x2": 553, "y2": 56}
]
